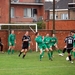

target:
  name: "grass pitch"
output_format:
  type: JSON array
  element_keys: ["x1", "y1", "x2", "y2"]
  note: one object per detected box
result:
[{"x1": 0, "y1": 51, "x2": 75, "y2": 75}]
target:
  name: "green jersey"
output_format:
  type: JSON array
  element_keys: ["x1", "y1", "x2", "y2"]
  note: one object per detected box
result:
[
  {"x1": 51, "y1": 37, "x2": 57, "y2": 45},
  {"x1": 35, "y1": 36, "x2": 47, "y2": 49},
  {"x1": 44, "y1": 36, "x2": 51, "y2": 44},
  {"x1": 73, "y1": 34, "x2": 75, "y2": 47},
  {"x1": 35, "y1": 36, "x2": 43, "y2": 45},
  {"x1": 8, "y1": 34, "x2": 16, "y2": 43},
  {"x1": 43, "y1": 36, "x2": 52, "y2": 48}
]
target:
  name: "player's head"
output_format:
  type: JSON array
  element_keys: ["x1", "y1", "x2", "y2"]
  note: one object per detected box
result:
[
  {"x1": 46, "y1": 34, "x2": 49, "y2": 37},
  {"x1": 52, "y1": 33, "x2": 55, "y2": 37},
  {"x1": 25, "y1": 31, "x2": 29, "y2": 36},
  {"x1": 70, "y1": 30, "x2": 75, "y2": 36},
  {"x1": 35, "y1": 32, "x2": 39, "y2": 36},
  {"x1": 11, "y1": 30, "x2": 14, "y2": 34}
]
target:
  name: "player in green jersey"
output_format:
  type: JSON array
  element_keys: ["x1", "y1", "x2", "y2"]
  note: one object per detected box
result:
[
  {"x1": 35, "y1": 32, "x2": 51, "y2": 61},
  {"x1": 51, "y1": 34, "x2": 60, "y2": 53},
  {"x1": 8, "y1": 30, "x2": 16, "y2": 54},
  {"x1": 44, "y1": 34, "x2": 53, "y2": 60},
  {"x1": 71, "y1": 31, "x2": 75, "y2": 60}
]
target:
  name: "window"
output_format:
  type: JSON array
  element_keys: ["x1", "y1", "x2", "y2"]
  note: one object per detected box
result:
[
  {"x1": 50, "y1": 14, "x2": 57, "y2": 20},
  {"x1": 24, "y1": 8, "x2": 32, "y2": 17},
  {"x1": 61, "y1": 14, "x2": 68, "y2": 20},
  {"x1": 24, "y1": 8, "x2": 37, "y2": 18},
  {"x1": 11, "y1": 7, "x2": 15, "y2": 18}
]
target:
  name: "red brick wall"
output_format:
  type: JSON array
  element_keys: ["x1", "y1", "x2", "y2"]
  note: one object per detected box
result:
[
  {"x1": 0, "y1": 30, "x2": 70, "y2": 51},
  {"x1": 0, "y1": 0, "x2": 9, "y2": 23},
  {"x1": 46, "y1": 20, "x2": 75, "y2": 30}
]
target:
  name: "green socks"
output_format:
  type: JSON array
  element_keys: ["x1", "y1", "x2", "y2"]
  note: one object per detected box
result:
[
  {"x1": 57, "y1": 50, "x2": 61, "y2": 53},
  {"x1": 48, "y1": 52, "x2": 51, "y2": 59},
  {"x1": 50, "y1": 51, "x2": 53, "y2": 58},
  {"x1": 8, "y1": 49, "x2": 11, "y2": 54},
  {"x1": 11, "y1": 50, "x2": 14, "y2": 54},
  {"x1": 8, "y1": 49, "x2": 14, "y2": 54},
  {"x1": 42, "y1": 51, "x2": 44, "y2": 57},
  {"x1": 40, "y1": 54, "x2": 42, "y2": 61}
]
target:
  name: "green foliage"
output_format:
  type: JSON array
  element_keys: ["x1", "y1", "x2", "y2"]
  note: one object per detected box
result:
[
  {"x1": 37, "y1": 21, "x2": 46, "y2": 29},
  {"x1": 0, "y1": 52, "x2": 75, "y2": 75}
]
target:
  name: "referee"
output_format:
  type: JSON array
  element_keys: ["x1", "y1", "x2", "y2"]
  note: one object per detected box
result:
[
  {"x1": 19, "y1": 31, "x2": 30, "y2": 58},
  {"x1": 65, "y1": 33, "x2": 75, "y2": 63}
]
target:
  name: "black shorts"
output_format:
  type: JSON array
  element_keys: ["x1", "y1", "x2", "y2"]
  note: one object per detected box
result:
[
  {"x1": 67, "y1": 48, "x2": 73, "y2": 53},
  {"x1": 22, "y1": 43, "x2": 28, "y2": 49}
]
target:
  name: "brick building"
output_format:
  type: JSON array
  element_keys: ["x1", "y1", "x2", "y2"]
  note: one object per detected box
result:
[
  {"x1": 0, "y1": 0, "x2": 10, "y2": 23},
  {"x1": 11, "y1": 0, "x2": 45, "y2": 23}
]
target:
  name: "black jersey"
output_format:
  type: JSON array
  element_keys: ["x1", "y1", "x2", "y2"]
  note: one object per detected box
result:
[
  {"x1": 65, "y1": 36, "x2": 74, "y2": 49},
  {"x1": 22, "y1": 35, "x2": 29, "y2": 44}
]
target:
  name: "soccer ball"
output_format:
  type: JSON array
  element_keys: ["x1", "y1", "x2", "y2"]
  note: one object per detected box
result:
[{"x1": 66, "y1": 57, "x2": 69, "y2": 61}]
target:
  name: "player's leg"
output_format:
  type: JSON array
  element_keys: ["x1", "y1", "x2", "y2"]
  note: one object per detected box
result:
[
  {"x1": 55, "y1": 44, "x2": 61, "y2": 53},
  {"x1": 22, "y1": 49, "x2": 28, "y2": 58},
  {"x1": 59, "y1": 46, "x2": 67, "y2": 56},
  {"x1": 19, "y1": 49, "x2": 24, "y2": 57},
  {"x1": 45, "y1": 47, "x2": 51, "y2": 60},
  {"x1": 8, "y1": 46, "x2": 12, "y2": 54},
  {"x1": 39, "y1": 49, "x2": 43, "y2": 61},
  {"x1": 8, "y1": 42, "x2": 12, "y2": 54},
  {"x1": 11, "y1": 45, "x2": 15, "y2": 54},
  {"x1": 19, "y1": 43, "x2": 25, "y2": 57},
  {"x1": 73, "y1": 48, "x2": 75, "y2": 60},
  {"x1": 49, "y1": 47, "x2": 53, "y2": 59},
  {"x1": 67, "y1": 49, "x2": 73, "y2": 63}
]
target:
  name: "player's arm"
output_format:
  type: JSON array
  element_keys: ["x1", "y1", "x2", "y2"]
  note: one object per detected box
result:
[
  {"x1": 22, "y1": 36, "x2": 29, "y2": 42},
  {"x1": 65, "y1": 37, "x2": 67, "y2": 43},
  {"x1": 29, "y1": 36, "x2": 33, "y2": 45},
  {"x1": 55, "y1": 37, "x2": 58, "y2": 44}
]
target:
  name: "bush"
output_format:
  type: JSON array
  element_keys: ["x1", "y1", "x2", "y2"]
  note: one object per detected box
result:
[{"x1": 37, "y1": 21, "x2": 46, "y2": 29}]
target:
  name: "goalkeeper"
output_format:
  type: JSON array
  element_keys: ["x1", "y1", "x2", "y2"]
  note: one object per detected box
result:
[{"x1": 8, "y1": 30, "x2": 16, "y2": 54}]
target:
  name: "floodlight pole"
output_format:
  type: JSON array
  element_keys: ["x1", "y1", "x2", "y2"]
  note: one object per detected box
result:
[
  {"x1": 9, "y1": 0, "x2": 11, "y2": 33},
  {"x1": 53, "y1": 0, "x2": 55, "y2": 34}
]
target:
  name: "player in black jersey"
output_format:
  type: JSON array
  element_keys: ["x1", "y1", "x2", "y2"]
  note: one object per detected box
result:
[
  {"x1": 19, "y1": 31, "x2": 30, "y2": 58},
  {"x1": 65, "y1": 34, "x2": 75, "y2": 63}
]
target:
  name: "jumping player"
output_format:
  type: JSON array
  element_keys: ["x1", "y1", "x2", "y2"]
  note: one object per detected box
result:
[
  {"x1": 8, "y1": 30, "x2": 16, "y2": 54},
  {"x1": 35, "y1": 32, "x2": 51, "y2": 61},
  {"x1": 19, "y1": 31, "x2": 30, "y2": 58}
]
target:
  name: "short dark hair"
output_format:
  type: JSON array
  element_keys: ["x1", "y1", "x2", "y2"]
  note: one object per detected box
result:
[{"x1": 35, "y1": 32, "x2": 38, "y2": 36}]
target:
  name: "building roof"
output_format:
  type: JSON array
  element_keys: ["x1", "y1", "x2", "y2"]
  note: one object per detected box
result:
[{"x1": 45, "y1": 0, "x2": 73, "y2": 10}]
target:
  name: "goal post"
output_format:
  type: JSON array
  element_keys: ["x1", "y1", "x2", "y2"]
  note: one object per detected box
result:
[{"x1": 0, "y1": 23, "x2": 38, "y2": 52}]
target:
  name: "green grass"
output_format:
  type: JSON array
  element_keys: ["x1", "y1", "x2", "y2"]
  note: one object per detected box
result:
[{"x1": 0, "y1": 51, "x2": 75, "y2": 75}]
